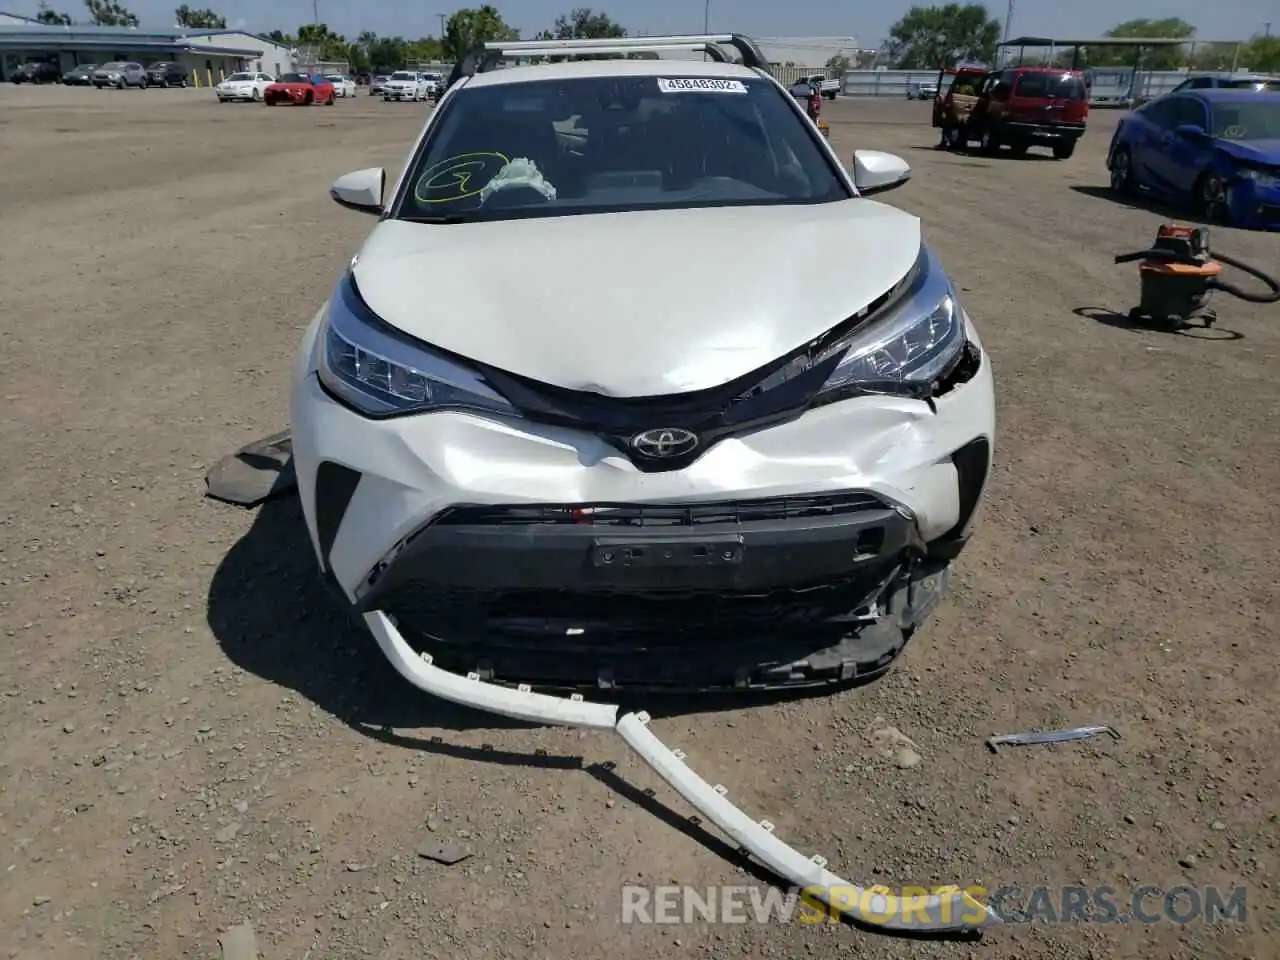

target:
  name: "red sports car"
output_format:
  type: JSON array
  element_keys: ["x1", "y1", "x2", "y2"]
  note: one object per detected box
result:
[{"x1": 264, "y1": 73, "x2": 335, "y2": 106}]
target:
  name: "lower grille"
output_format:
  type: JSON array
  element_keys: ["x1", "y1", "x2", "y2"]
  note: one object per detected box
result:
[{"x1": 432, "y1": 491, "x2": 889, "y2": 529}]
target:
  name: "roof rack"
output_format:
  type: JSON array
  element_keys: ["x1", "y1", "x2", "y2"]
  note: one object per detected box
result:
[{"x1": 446, "y1": 34, "x2": 772, "y2": 89}]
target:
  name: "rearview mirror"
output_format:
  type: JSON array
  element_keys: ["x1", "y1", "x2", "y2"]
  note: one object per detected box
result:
[
  {"x1": 853, "y1": 150, "x2": 911, "y2": 195},
  {"x1": 1174, "y1": 123, "x2": 1206, "y2": 141},
  {"x1": 330, "y1": 167, "x2": 385, "y2": 215}
]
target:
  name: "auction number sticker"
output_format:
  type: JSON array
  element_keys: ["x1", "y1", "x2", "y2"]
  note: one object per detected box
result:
[{"x1": 657, "y1": 77, "x2": 748, "y2": 94}]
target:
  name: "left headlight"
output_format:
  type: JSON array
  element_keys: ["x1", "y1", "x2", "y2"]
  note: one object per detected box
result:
[
  {"x1": 317, "y1": 272, "x2": 520, "y2": 419},
  {"x1": 740, "y1": 245, "x2": 968, "y2": 404},
  {"x1": 1239, "y1": 168, "x2": 1279, "y2": 188}
]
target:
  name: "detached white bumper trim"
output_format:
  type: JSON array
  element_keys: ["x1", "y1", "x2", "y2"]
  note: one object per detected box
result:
[
  {"x1": 364, "y1": 610, "x2": 619, "y2": 729},
  {"x1": 617, "y1": 711, "x2": 1000, "y2": 932},
  {"x1": 365, "y1": 610, "x2": 997, "y2": 933}
]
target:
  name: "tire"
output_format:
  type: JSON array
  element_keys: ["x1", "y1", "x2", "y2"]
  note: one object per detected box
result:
[
  {"x1": 116, "y1": 80, "x2": 124, "y2": 89},
  {"x1": 1109, "y1": 146, "x2": 1135, "y2": 194},
  {"x1": 1196, "y1": 172, "x2": 1230, "y2": 224},
  {"x1": 304, "y1": 92, "x2": 313, "y2": 105},
  {"x1": 1052, "y1": 141, "x2": 1076, "y2": 160},
  {"x1": 979, "y1": 127, "x2": 1001, "y2": 155},
  {"x1": 325, "y1": 94, "x2": 334, "y2": 105},
  {"x1": 944, "y1": 125, "x2": 964, "y2": 150},
  {"x1": 252, "y1": 88, "x2": 261, "y2": 101},
  {"x1": 181, "y1": 78, "x2": 188, "y2": 88},
  {"x1": 1009, "y1": 142, "x2": 1029, "y2": 158}
]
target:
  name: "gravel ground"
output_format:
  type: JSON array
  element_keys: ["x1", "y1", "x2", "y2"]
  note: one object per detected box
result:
[{"x1": 1, "y1": 84, "x2": 1277, "y2": 960}]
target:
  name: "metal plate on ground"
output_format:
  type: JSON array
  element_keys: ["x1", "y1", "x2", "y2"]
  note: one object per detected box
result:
[{"x1": 205, "y1": 430, "x2": 297, "y2": 507}]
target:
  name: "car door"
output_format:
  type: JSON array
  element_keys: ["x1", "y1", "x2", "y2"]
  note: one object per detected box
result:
[
  {"x1": 1158, "y1": 96, "x2": 1214, "y2": 195},
  {"x1": 1128, "y1": 98, "x2": 1179, "y2": 193}
]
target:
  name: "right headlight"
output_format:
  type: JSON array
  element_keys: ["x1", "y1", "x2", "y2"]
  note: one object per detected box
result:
[{"x1": 316, "y1": 272, "x2": 520, "y2": 420}]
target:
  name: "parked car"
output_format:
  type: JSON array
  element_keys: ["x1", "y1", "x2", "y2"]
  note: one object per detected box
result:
[
  {"x1": 302, "y1": 42, "x2": 991, "y2": 698},
  {"x1": 93, "y1": 62, "x2": 146, "y2": 89},
  {"x1": 215, "y1": 71, "x2": 276, "y2": 102},
  {"x1": 383, "y1": 70, "x2": 430, "y2": 101},
  {"x1": 1107, "y1": 89, "x2": 1280, "y2": 230},
  {"x1": 369, "y1": 73, "x2": 390, "y2": 94},
  {"x1": 10, "y1": 61, "x2": 61, "y2": 84},
  {"x1": 421, "y1": 72, "x2": 445, "y2": 99},
  {"x1": 941, "y1": 67, "x2": 1089, "y2": 159},
  {"x1": 1170, "y1": 74, "x2": 1280, "y2": 94},
  {"x1": 798, "y1": 72, "x2": 840, "y2": 100},
  {"x1": 61, "y1": 63, "x2": 96, "y2": 85},
  {"x1": 908, "y1": 80, "x2": 939, "y2": 100},
  {"x1": 263, "y1": 72, "x2": 335, "y2": 106},
  {"x1": 325, "y1": 74, "x2": 357, "y2": 98},
  {"x1": 356, "y1": 71, "x2": 371, "y2": 85},
  {"x1": 145, "y1": 61, "x2": 188, "y2": 87}
]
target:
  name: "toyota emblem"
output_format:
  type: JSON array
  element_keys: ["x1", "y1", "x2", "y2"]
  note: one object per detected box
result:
[{"x1": 630, "y1": 427, "x2": 699, "y2": 459}]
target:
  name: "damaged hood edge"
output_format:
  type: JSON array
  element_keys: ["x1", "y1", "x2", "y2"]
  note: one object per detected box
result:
[{"x1": 352, "y1": 199, "x2": 922, "y2": 397}]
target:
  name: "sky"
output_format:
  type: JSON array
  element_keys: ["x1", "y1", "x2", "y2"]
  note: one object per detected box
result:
[{"x1": 12, "y1": 0, "x2": 1278, "y2": 47}]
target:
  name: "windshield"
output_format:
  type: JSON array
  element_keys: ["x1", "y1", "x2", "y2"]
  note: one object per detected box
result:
[
  {"x1": 326, "y1": 75, "x2": 346, "y2": 81},
  {"x1": 279, "y1": 73, "x2": 309, "y2": 83},
  {"x1": 1224, "y1": 79, "x2": 1280, "y2": 91},
  {"x1": 147, "y1": 62, "x2": 168, "y2": 69},
  {"x1": 1210, "y1": 100, "x2": 1280, "y2": 140},
  {"x1": 226, "y1": 72, "x2": 252, "y2": 81},
  {"x1": 395, "y1": 74, "x2": 848, "y2": 224},
  {"x1": 1015, "y1": 73, "x2": 1086, "y2": 100},
  {"x1": 99, "y1": 62, "x2": 123, "y2": 70},
  {"x1": 391, "y1": 72, "x2": 414, "y2": 80}
]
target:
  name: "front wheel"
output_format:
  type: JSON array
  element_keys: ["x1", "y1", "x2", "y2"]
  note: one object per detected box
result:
[
  {"x1": 944, "y1": 125, "x2": 964, "y2": 150},
  {"x1": 1009, "y1": 142, "x2": 1029, "y2": 157},
  {"x1": 1052, "y1": 141, "x2": 1076, "y2": 160},
  {"x1": 979, "y1": 128, "x2": 1001, "y2": 155},
  {"x1": 325, "y1": 94, "x2": 334, "y2": 105},
  {"x1": 181, "y1": 78, "x2": 188, "y2": 88},
  {"x1": 1197, "y1": 172, "x2": 1230, "y2": 224},
  {"x1": 252, "y1": 88, "x2": 261, "y2": 101},
  {"x1": 1109, "y1": 146, "x2": 1135, "y2": 194}
]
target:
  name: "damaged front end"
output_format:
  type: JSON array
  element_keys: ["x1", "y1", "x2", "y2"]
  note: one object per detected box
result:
[{"x1": 345, "y1": 482, "x2": 980, "y2": 694}]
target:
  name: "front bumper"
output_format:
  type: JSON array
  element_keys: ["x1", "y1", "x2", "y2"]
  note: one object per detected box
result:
[
  {"x1": 1227, "y1": 178, "x2": 1280, "y2": 230},
  {"x1": 289, "y1": 303, "x2": 994, "y2": 692}
]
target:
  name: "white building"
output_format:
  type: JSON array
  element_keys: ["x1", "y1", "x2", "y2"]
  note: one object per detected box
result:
[{"x1": 186, "y1": 31, "x2": 296, "y2": 77}]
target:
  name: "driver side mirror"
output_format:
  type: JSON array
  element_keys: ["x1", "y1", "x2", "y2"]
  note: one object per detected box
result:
[
  {"x1": 852, "y1": 150, "x2": 911, "y2": 195},
  {"x1": 330, "y1": 167, "x2": 385, "y2": 215},
  {"x1": 1174, "y1": 123, "x2": 1206, "y2": 141}
]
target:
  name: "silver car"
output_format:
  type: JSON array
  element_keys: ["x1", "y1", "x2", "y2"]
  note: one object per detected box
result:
[{"x1": 93, "y1": 61, "x2": 146, "y2": 89}]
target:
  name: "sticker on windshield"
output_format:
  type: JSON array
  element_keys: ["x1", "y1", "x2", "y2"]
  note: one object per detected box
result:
[{"x1": 656, "y1": 77, "x2": 748, "y2": 94}]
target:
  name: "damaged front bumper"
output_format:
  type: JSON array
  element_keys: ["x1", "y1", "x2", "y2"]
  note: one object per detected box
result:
[{"x1": 366, "y1": 609, "x2": 1000, "y2": 933}]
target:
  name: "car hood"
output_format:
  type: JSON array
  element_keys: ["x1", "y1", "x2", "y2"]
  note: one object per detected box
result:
[
  {"x1": 1216, "y1": 138, "x2": 1280, "y2": 165},
  {"x1": 351, "y1": 199, "x2": 922, "y2": 396}
]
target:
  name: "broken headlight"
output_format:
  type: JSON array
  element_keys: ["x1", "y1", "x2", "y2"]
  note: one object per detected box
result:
[
  {"x1": 815, "y1": 245, "x2": 966, "y2": 398},
  {"x1": 317, "y1": 273, "x2": 519, "y2": 419}
]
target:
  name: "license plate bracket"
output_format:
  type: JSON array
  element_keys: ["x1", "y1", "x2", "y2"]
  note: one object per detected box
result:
[{"x1": 590, "y1": 535, "x2": 744, "y2": 569}]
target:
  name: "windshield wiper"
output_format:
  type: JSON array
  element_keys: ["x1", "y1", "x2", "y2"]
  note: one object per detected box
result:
[{"x1": 402, "y1": 214, "x2": 476, "y2": 224}]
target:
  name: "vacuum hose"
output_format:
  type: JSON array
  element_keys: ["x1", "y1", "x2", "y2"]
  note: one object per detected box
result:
[{"x1": 1113, "y1": 248, "x2": 1280, "y2": 304}]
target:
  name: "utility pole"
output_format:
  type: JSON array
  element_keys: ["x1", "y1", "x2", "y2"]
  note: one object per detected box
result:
[
  {"x1": 437, "y1": 12, "x2": 447, "y2": 37},
  {"x1": 312, "y1": 0, "x2": 319, "y2": 25},
  {"x1": 1265, "y1": 22, "x2": 1272, "y2": 37},
  {"x1": 1003, "y1": 0, "x2": 1014, "y2": 47}
]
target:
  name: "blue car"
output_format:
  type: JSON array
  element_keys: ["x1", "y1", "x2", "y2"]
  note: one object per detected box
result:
[{"x1": 1106, "y1": 89, "x2": 1280, "y2": 230}]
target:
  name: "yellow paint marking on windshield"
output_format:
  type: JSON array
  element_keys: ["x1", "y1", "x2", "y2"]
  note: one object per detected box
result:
[{"x1": 414, "y1": 151, "x2": 511, "y2": 203}]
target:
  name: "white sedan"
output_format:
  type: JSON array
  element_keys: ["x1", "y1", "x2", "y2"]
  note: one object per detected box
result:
[
  {"x1": 326, "y1": 75, "x2": 357, "y2": 98},
  {"x1": 382, "y1": 70, "x2": 430, "y2": 101},
  {"x1": 214, "y1": 71, "x2": 275, "y2": 102}
]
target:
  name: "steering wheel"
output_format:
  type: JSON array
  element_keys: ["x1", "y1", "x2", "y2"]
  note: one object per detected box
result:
[{"x1": 1221, "y1": 124, "x2": 1246, "y2": 139}]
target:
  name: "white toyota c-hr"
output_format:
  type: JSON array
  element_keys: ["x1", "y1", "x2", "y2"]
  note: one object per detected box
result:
[{"x1": 290, "y1": 37, "x2": 995, "y2": 698}]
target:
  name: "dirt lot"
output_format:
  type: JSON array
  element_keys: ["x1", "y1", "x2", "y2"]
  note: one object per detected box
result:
[{"x1": 1, "y1": 84, "x2": 1277, "y2": 960}]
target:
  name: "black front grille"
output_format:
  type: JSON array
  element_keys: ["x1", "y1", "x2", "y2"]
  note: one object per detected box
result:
[
  {"x1": 432, "y1": 491, "x2": 889, "y2": 529},
  {"x1": 378, "y1": 562, "x2": 902, "y2": 688}
]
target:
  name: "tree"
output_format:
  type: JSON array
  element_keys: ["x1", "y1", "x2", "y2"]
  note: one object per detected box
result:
[
  {"x1": 548, "y1": 7, "x2": 625, "y2": 39},
  {"x1": 296, "y1": 22, "x2": 350, "y2": 61},
  {"x1": 266, "y1": 29, "x2": 291, "y2": 44},
  {"x1": 1088, "y1": 18, "x2": 1195, "y2": 68},
  {"x1": 886, "y1": 4, "x2": 1001, "y2": 69},
  {"x1": 35, "y1": 2, "x2": 72, "y2": 23},
  {"x1": 83, "y1": 0, "x2": 138, "y2": 26},
  {"x1": 1237, "y1": 33, "x2": 1280, "y2": 72},
  {"x1": 825, "y1": 54, "x2": 851, "y2": 75},
  {"x1": 174, "y1": 5, "x2": 226, "y2": 28},
  {"x1": 442, "y1": 6, "x2": 517, "y2": 62}
]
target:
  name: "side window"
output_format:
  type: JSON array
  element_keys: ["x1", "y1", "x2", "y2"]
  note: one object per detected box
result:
[
  {"x1": 990, "y1": 74, "x2": 1012, "y2": 101},
  {"x1": 1170, "y1": 97, "x2": 1206, "y2": 128},
  {"x1": 1141, "y1": 99, "x2": 1177, "y2": 129},
  {"x1": 1189, "y1": 77, "x2": 1212, "y2": 89}
]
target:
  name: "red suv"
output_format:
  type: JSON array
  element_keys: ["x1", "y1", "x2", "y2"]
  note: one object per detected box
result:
[{"x1": 953, "y1": 67, "x2": 1089, "y2": 159}]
